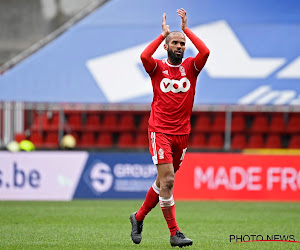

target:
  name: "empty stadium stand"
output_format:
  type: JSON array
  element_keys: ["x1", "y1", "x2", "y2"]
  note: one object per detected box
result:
[{"x1": 9, "y1": 110, "x2": 300, "y2": 150}]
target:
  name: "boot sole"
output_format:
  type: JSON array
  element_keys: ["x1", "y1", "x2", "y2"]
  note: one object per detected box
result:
[{"x1": 171, "y1": 241, "x2": 193, "y2": 248}]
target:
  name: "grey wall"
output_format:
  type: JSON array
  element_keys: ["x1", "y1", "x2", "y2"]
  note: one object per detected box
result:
[{"x1": 0, "y1": 0, "x2": 96, "y2": 65}]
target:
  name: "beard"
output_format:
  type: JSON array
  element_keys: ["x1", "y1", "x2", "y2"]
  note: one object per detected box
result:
[{"x1": 167, "y1": 49, "x2": 184, "y2": 65}]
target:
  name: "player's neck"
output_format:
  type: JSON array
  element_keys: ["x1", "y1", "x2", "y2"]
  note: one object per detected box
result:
[{"x1": 167, "y1": 58, "x2": 182, "y2": 66}]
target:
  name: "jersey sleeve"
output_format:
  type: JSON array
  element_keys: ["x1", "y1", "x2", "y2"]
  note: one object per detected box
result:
[
  {"x1": 187, "y1": 57, "x2": 201, "y2": 78},
  {"x1": 183, "y1": 28, "x2": 210, "y2": 74},
  {"x1": 140, "y1": 34, "x2": 165, "y2": 74}
]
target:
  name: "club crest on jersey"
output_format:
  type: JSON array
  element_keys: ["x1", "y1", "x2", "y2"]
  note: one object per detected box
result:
[
  {"x1": 179, "y1": 66, "x2": 186, "y2": 76},
  {"x1": 158, "y1": 148, "x2": 164, "y2": 159},
  {"x1": 160, "y1": 77, "x2": 191, "y2": 93}
]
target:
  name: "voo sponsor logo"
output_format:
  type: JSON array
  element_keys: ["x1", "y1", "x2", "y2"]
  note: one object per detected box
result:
[{"x1": 160, "y1": 78, "x2": 190, "y2": 93}]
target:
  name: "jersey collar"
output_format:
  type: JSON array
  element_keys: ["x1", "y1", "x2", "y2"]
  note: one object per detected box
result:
[{"x1": 164, "y1": 58, "x2": 185, "y2": 67}]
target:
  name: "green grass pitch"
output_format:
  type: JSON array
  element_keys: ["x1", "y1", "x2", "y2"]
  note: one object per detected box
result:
[{"x1": 0, "y1": 200, "x2": 299, "y2": 249}]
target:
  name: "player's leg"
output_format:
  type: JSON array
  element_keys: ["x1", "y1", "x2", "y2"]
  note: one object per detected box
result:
[
  {"x1": 169, "y1": 134, "x2": 193, "y2": 247},
  {"x1": 148, "y1": 132, "x2": 183, "y2": 240},
  {"x1": 135, "y1": 176, "x2": 160, "y2": 222},
  {"x1": 130, "y1": 132, "x2": 162, "y2": 244},
  {"x1": 157, "y1": 163, "x2": 180, "y2": 237},
  {"x1": 146, "y1": 131, "x2": 180, "y2": 236},
  {"x1": 130, "y1": 177, "x2": 159, "y2": 244}
]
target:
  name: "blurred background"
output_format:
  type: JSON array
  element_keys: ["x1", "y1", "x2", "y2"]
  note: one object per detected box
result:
[{"x1": 0, "y1": 0, "x2": 299, "y2": 201}]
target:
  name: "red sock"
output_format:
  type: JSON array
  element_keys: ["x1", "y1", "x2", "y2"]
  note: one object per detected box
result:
[
  {"x1": 135, "y1": 182, "x2": 159, "y2": 221},
  {"x1": 159, "y1": 195, "x2": 179, "y2": 237}
]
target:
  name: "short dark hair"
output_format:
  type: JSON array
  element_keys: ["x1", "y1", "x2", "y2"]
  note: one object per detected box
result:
[{"x1": 165, "y1": 31, "x2": 185, "y2": 44}]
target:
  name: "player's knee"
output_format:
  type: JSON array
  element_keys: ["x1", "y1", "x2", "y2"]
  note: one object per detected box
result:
[{"x1": 162, "y1": 175, "x2": 174, "y2": 190}]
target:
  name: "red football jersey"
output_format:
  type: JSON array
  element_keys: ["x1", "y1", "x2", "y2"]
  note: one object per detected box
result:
[{"x1": 148, "y1": 57, "x2": 200, "y2": 134}]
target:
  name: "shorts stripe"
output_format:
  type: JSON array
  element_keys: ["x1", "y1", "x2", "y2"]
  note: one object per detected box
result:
[
  {"x1": 151, "y1": 132, "x2": 158, "y2": 165},
  {"x1": 180, "y1": 148, "x2": 187, "y2": 161}
]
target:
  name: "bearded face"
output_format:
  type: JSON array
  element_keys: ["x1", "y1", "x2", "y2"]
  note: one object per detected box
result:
[
  {"x1": 164, "y1": 32, "x2": 186, "y2": 65},
  {"x1": 167, "y1": 47, "x2": 184, "y2": 65}
]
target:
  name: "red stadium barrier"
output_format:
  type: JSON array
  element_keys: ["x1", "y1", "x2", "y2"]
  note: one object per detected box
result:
[{"x1": 173, "y1": 153, "x2": 300, "y2": 201}]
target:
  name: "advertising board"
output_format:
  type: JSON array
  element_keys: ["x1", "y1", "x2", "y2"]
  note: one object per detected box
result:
[
  {"x1": 1, "y1": 152, "x2": 299, "y2": 201},
  {"x1": 174, "y1": 153, "x2": 300, "y2": 201}
]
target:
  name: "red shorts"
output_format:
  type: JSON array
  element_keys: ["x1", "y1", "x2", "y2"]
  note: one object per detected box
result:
[{"x1": 148, "y1": 131, "x2": 189, "y2": 172}]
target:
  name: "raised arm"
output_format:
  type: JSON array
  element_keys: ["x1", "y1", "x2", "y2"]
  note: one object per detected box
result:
[
  {"x1": 177, "y1": 8, "x2": 210, "y2": 71},
  {"x1": 140, "y1": 13, "x2": 170, "y2": 73}
]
